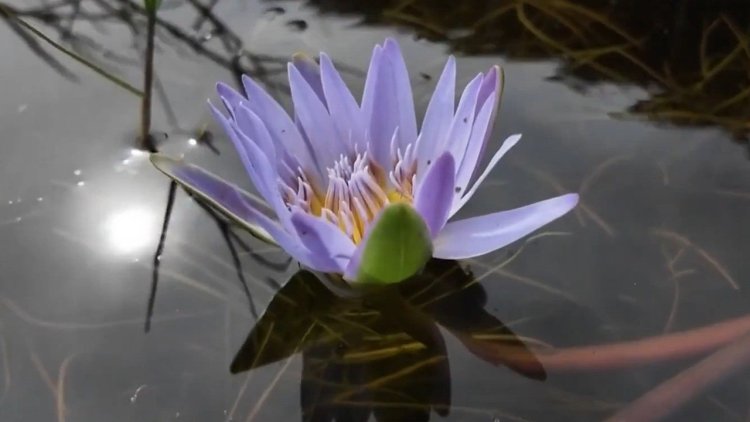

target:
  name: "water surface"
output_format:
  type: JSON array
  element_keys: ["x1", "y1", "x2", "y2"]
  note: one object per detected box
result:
[{"x1": 1, "y1": 1, "x2": 749, "y2": 421}]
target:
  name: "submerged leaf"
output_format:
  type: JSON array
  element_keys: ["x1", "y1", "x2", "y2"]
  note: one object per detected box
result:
[
  {"x1": 356, "y1": 203, "x2": 433, "y2": 285},
  {"x1": 149, "y1": 154, "x2": 275, "y2": 244}
]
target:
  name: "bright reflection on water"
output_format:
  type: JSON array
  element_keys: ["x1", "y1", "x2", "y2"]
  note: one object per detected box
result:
[{"x1": 103, "y1": 207, "x2": 156, "y2": 255}]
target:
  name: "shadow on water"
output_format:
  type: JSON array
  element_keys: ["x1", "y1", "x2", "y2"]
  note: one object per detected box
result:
[{"x1": 231, "y1": 260, "x2": 545, "y2": 421}]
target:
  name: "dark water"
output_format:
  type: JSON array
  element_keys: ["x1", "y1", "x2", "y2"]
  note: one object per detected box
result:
[{"x1": 1, "y1": 1, "x2": 749, "y2": 421}]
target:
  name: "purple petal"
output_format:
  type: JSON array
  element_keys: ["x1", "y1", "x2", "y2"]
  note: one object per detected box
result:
[
  {"x1": 288, "y1": 64, "x2": 345, "y2": 167},
  {"x1": 476, "y1": 66, "x2": 500, "y2": 117},
  {"x1": 362, "y1": 46, "x2": 398, "y2": 167},
  {"x1": 342, "y1": 247, "x2": 364, "y2": 282},
  {"x1": 453, "y1": 81, "x2": 498, "y2": 200},
  {"x1": 360, "y1": 44, "x2": 383, "y2": 121},
  {"x1": 233, "y1": 104, "x2": 277, "y2": 165},
  {"x1": 240, "y1": 75, "x2": 322, "y2": 184},
  {"x1": 414, "y1": 152, "x2": 455, "y2": 237},
  {"x1": 210, "y1": 102, "x2": 296, "y2": 232},
  {"x1": 466, "y1": 66, "x2": 501, "y2": 182},
  {"x1": 150, "y1": 154, "x2": 274, "y2": 242},
  {"x1": 416, "y1": 56, "x2": 456, "y2": 185},
  {"x1": 216, "y1": 82, "x2": 246, "y2": 115},
  {"x1": 434, "y1": 193, "x2": 579, "y2": 259},
  {"x1": 444, "y1": 73, "x2": 483, "y2": 166},
  {"x1": 382, "y1": 39, "x2": 417, "y2": 148},
  {"x1": 320, "y1": 53, "x2": 365, "y2": 150},
  {"x1": 291, "y1": 211, "x2": 355, "y2": 272},
  {"x1": 237, "y1": 201, "x2": 326, "y2": 271},
  {"x1": 451, "y1": 134, "x2": 522, "y2": 216},
  {"x1": 362, "y1": 39, "x2": 418, "y2": 167},
  {"x1": 209, "y1": 102, "x2": 273, "y2": 204},
  {"x1": 232, "y1": 105, "x2": 299, "y2": 185},
  {"x1": 292, "y1": 53, "x2": 325, "y2": 104}
]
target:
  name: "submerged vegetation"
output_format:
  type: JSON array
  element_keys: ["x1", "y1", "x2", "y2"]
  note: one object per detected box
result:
[{"x1": 300, "y1": 0, "x2": 750, "y2": 140}]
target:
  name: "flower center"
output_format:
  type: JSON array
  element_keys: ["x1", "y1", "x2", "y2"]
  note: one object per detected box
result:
[{"x1": 280, "y1": 145, "x2": 417, "y2": 244}]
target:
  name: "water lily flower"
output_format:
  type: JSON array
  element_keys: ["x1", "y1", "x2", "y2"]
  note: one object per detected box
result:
[{"x1": 152, "y1": 39, "x2": 578, "y2": 284}]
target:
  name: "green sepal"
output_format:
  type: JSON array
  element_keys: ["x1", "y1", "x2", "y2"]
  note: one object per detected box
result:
[{"x1": 356, "y1": 203, "x2": 433, "y2": 285}]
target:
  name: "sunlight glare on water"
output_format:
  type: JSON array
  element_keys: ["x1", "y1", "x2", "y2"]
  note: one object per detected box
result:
[{"x1": 103, "y1": 207, "x2": 157, "y2": 255}]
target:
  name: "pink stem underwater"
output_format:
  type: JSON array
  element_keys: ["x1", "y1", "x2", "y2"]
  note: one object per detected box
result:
[
  {"x1": 603, "y1": 332, "x2": 750, "y2": 422},
  {"x1": 462, "y1": 313, "x2": 750, "y2": 372}
]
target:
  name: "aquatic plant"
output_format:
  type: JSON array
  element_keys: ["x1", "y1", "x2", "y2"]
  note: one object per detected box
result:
[{"x1": 153, "y1": 39, "x2": 578, "y2": 284}]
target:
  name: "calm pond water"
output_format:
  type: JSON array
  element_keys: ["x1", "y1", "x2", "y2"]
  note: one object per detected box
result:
[{"x1": 1, "y1": 1, "x2": 749, "y2": 421}]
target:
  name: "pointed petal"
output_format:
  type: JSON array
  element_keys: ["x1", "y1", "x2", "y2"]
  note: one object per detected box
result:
[
  {"x1": 434, "y1": 193, "x2": 579, "y2": 259},
  {"x1": 362, "y1": 46, "x2": 398, "y2": 167},
  {"x1": 416, "y1": 56, "x2": 456, "y2": 184},
  {"x1": 216, "y1": 82, "x2": 246, "y2": 115},
  {"x1": 240, "y1": 75, "x2": 322, "y2": 183},
  {"x1": 476, "y1": 66, "x2": 500, "y2": 117},
  {"x1": 233, "y1": 104, "x2": 298, "y2": 185},
  {"x1": 451, "y1": 133, "x2": 522, "y2": 215},
  {"x1": 288, "y1": 64, "x2": 345, "y2": 165},
  {"x1": 360, "y1": 44, "x2": 383, "y2": 120},
  {"x1": 210, "y1": 102, "x2": 296, "y2": 232},
  {"x1": 382, "y1": 38, "x2": 417, "y2": 147},
  {"x1": 291, "y1": 211, "x2": 355, "y2": 272},
  {"x1": 149, "y1": 154, "x2": 274, "y2": 244},
  {"x1": 414, "y1": 152, "x2": 455, "y2": 237},
  {"x1": 233, "y1": 104, "x2": 277, "y2": 165},
  {"x1": 464, "y1": 66, "x2": 502, "y2": 184},
  {"x1": 362, "y1": 39, "x2": 418, "y2": 167},
  {"x1": 444, "y1": 73, "x2": 483, "y2": 165},
  {"x1": 347, "y1": 203, "x2": 433, "y2": 285},
  {"x1": 149, "y1": 156, "x2": 323, "y2": 269},
  {"x1": 209, "y1": 102, "x2": 273, "y2": 203},
  {"x1": 292, "y1": 53, "x2": 325, "y2": 104},
  {"x1": 320, "y1": 53, "x2": 365, "y2": 150},
  {"x1": 453, "y1": 78, "x2": 498, "y2": 199}
]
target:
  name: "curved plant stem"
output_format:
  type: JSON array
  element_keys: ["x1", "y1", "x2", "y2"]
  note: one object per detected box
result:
[
  {"x1": 460, "y1": 313, "x2": 750, "y2": 373},
  {"x1": 604, "y1": 333, "x2": 750, "y2": 422}
]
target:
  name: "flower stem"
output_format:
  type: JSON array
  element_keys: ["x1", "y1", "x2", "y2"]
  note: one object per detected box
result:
[
  {"x1": 457, "y1": 313, "x2": 750, "y2": 373},
  {"x1": 604, "y1": 332, "x2": 750, "y2": 422},
  {"x1": 140, "y1": 7, "x2": 157, "y2": 152}
]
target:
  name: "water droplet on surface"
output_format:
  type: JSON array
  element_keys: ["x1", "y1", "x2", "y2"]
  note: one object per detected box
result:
[
  {"x1": 37, "y1": 197, "x2": 43, "y2": 202},
  {"x1": 188, "y1": 138, "x2": 198, "y2": 146},
  {"x1": 76, "y1": 181, "x2": 85, "y2": 187},
  {"x1": 73, "y1": 169, "x2": 82, "y2": 176}
]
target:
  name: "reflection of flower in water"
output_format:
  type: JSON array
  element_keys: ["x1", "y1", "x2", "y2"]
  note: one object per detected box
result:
[
  {"x1": 230, "y1": 260, "x2": 544, "y2": 420},
  {"x1": 103, "y1": 207, "x2": 156, "y2": 254}
]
